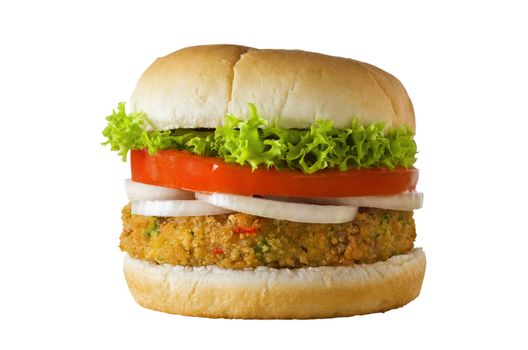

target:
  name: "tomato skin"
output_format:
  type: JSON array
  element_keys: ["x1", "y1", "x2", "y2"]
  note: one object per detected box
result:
[{"x1": 131, "y1": 149, "x2": 418, "y2": 198}]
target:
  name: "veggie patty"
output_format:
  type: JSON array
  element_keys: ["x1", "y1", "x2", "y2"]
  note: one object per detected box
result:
[{"x1": 120, "y1": 204, "x2": 416, "y2": 269}]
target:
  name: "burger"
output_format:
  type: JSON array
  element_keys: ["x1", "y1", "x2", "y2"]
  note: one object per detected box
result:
[{"x1": 102, "y1": 44, "x2": 425, "y2": 319}]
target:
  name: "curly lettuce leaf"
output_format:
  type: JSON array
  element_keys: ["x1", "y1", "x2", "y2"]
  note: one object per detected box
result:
[
  {"x1": 101, "y1": 102, "x2": 214, "y2": 161},
  {"x1": 102, "y1": 102, "x2": 417, "y2": 173},
  {"x1": 214, "y1": 104, "x2": 287, "y2": 169}
]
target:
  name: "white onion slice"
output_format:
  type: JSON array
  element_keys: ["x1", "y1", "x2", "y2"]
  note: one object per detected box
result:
[
  {"x1": 195, "y1": 192, "x2": 358, "y2": 224},
  {"x1": 317, "y1": 192, "x2": 424, "y2": 211},
  {"x1": 131, "y1": 200, "x2": 233, "y2": 217},
  {"x1": 125, "y1": 179, "x2": 194, "y2": 201}
]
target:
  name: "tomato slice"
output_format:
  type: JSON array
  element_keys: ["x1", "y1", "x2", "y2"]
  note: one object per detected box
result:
[{"x1": 131, "y1": 149, "x2": 418, "y2": 198}]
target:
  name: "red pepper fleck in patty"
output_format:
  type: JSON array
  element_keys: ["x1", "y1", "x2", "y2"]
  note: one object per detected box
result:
[
  {"x1": 212, "y1": 247, "x2": 225, "y2": 255},
  {"x1": 234, "y1": 226, "x2": 259, "y2": 235}
]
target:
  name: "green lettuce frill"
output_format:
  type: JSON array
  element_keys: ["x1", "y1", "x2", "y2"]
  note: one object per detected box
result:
[{"x1": 102, "y1": 102, "x2": 417, "y2": 174}]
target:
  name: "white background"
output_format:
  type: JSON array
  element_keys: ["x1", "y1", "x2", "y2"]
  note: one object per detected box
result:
[{"x1": 1, "y1": 0, "x2": 527, "y2": 348}]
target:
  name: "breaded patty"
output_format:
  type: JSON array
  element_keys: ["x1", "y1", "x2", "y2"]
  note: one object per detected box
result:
[{"x1": 119, "y1": 204, "x2": 416, "y2": 269}]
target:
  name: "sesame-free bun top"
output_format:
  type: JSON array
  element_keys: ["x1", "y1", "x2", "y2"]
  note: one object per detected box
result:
[{"x1": 130, "y1": 44, "x2": 415, "y2": 131}]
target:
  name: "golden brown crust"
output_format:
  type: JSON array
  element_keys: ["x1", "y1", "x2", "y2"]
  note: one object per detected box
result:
[
  {"x1": 123, "y1": 248, "x2": 425, "y2": 319},
  {"x1": 130, "y1": 45, "x2": 415, "y2": 131},
  {"x1": 119, "y1": 204, "x2": 416, "y2": 269}
]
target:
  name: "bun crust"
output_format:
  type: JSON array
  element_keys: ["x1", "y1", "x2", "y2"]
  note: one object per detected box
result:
[
  {"x1": 130, "y1": 45, "x2": 415, "y2": 131},
  {"x1": 123, "y1": 248, "x2": 425, "y2": 319}
]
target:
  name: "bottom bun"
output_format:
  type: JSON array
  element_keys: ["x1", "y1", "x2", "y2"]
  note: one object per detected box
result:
[{"x1": 124, "y1": 248, "x2": 426, "y2": 319}]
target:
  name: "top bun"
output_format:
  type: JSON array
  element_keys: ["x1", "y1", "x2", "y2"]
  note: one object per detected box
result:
[{"x1": 130, "y1": 44, "x2": 415, "y2": 131}]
